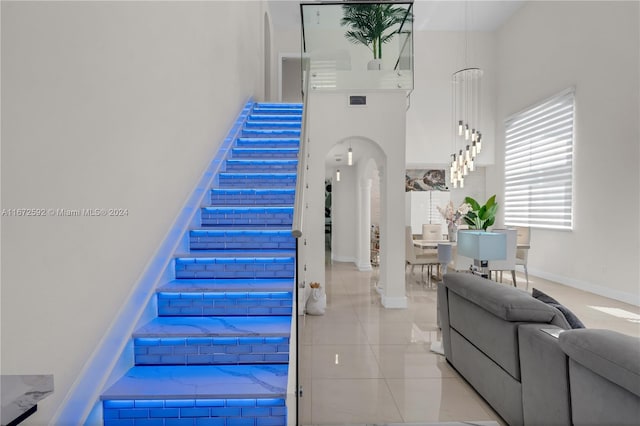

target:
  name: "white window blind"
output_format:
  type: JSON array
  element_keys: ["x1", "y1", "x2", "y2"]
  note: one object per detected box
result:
[{"x1": 504, "y1": 88, "x2": 575, "y2": 230}]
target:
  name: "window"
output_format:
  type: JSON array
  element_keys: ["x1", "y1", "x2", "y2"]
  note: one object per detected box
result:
[{"x1": 504, "y1": 88, "x2": 575, "y2": 230}]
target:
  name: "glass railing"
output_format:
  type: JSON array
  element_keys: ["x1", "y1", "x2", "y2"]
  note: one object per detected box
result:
[
  {"x1": 291, "y1": 58, "x2": 311, "y2": 425},
  {"x1": 300, "y1": 1, "x2": 414, "y2": 91}
]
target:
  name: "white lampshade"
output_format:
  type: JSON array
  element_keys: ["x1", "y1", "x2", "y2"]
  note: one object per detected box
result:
[{"x1": 457, "y1": 231, "x2": 506, "y2": 261}]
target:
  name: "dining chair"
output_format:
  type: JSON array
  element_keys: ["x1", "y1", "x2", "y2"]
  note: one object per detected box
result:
[
  {"x1": 422, "y1": 223, "x2": 442, "y2": 241},
  {"x1": 487, "y1": 228, "x2": 517, "y2": 286},
  {"x1": 421, "y1": 223, "x2": 441, "y2": 256},
  {"x1": 406, "y1": 226, "x2": 439, "y2": 288},
  {"x1": 515, "y1": 226, "x2": 531, "y2": 290}
]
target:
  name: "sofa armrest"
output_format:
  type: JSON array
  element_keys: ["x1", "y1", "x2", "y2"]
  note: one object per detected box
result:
[
  {"x1": 559, "y1": 329, "x2": 640, "y2": 397},
  {"x1": 519, "y1": 324, "x2": 571, "y2": 426}
]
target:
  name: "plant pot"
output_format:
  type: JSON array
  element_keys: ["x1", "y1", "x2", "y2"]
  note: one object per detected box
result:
[{"x1": 367, "y1": 59, "x2": 383, "y2": 71}]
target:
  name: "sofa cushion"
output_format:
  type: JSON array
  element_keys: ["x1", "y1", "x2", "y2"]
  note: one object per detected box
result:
[
  {"x1": 532, "y1": 288, "x2": 585, "y2": 328},
  {"x1": 559, "y1": 329, "x2": 640, "y2": 397},
  {"x1": 443, "y1": 272, "x2": 556, "y2": 323}
]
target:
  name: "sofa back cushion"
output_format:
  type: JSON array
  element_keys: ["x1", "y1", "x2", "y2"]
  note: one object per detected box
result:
[
  {"x1": 443, "y1": 272, "x2": 558, "y2": 323},
  {"x1": 559, "y1": 329, "x2": 640, "y2": 397}
]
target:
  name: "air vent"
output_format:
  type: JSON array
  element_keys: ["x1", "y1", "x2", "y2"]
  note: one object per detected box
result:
[{"x1": 349, "y1": 95, "x2": 366, "y2": 106}]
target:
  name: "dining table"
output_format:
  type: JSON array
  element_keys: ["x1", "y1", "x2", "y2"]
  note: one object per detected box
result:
[{"x1": 414, "y1": 239, "x2": 530, "y2": 250}]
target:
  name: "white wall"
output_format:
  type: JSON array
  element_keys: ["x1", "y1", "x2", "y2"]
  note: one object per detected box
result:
[
  {"x1": 305, "y1": 91, "x2": 408, "y2": 308},
  {"x1": 0, "y1": 2, "x2": 264, "y2": 424},
  {"x1": 331, "y1": 166, "x2": 357, "y2": 262},
  {"x1": 491, "y1": 0, "x2": 640, "y2": 304},
  {"x1": 270, "y1": 29, "x2": 300, "y2": 102},
  {"x1": 407, "y1": 30, "x2": 497, "y2": 167}
]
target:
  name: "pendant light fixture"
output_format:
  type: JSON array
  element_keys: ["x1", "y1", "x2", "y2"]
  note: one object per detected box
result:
[
  {"x1": 450, "y1": 2, "x2": 483, "y2": 189},
  {"x1": 347, "y1": 146, "x2": 353, "y2": 166},
  {"x1": 336, "y1": 169, "x2": 341, "y2": 182}
]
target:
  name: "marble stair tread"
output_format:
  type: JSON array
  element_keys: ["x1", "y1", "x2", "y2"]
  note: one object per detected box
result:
[
  {"x1": 225, "y1": 159, "x2": 298, "y2": 164},
  {"x1": 200, "y1": 206, "x2": 293, "y2": 211},
  {"x1": 186, "y1": 249, "x2": 295, "y2": 256},
  {"x1": 210, "y1": 188, "x2": 296, "y2": 192},
  {"x1": 244, "y1": 121, "x2": 301, "y2": 127},
  {"x1": 231, "y1": 147, "x2": 299, "y2": 152},
  {"x1": 133, "y1": 316, "x2": 291, "y2": 338},
  {"x1": 158, "y1": 278, "x2": 294, "y2": 293},
  {"x1": 190, "y1": 226, "x2": 293, "y2": 232},
  {"x1": 173, "y1": 250, "x2": 294, "y2": 258},
  {"x1": 246, "y1": 115, "x2": 302, "y2": 121},
  {"x1": 235, "y1": 137, "x2": 299, "y2": 144},
  {"x1": 218, "y1": 172, "x2": 297, "y2": 177},
  {"x1": 100, "y1": 364, "x2": 288, "y2": 400}
]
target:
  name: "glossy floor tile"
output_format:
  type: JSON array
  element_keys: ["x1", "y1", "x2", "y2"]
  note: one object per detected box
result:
[
  {"x1": 311, "y1": 379, "x2": 403, "y2": 424},
  {"x1": 298, "y1": 260, "x2": 640, "y2": 425}
]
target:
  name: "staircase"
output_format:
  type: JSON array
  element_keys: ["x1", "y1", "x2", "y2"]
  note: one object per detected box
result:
[{"x1": 101, "y1": 103, "x2": 302, "y2": 426}]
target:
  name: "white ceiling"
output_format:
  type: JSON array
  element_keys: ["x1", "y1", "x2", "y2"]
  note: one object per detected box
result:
[{"x1": 268, "y1": 1, "x2": 526, "y2": 32}]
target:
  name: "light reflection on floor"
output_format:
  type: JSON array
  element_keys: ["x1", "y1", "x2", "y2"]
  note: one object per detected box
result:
[{"x1": 588, "y1": 306, "x2": 640, "y2": 323}]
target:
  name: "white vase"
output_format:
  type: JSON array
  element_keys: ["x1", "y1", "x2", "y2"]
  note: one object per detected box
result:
[
  {"x1": 448, "y1": 223, "x2": 458, "y2": 242},
  {"x1": 367, "y1": 59, "x2": 383, "y2": 71}
]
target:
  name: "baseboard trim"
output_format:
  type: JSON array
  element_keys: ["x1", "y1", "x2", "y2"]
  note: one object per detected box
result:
[
  {"x1": 357, "y1": 263, "x2": 373, "y2": 271},
  {"x1": 527, "y1": 266, "x2": 640, "y2": 307},
  {"x1": 331, "y1": 255, "x2": 356, "y2": 263},
  {"x1": 381, "y1": 295, "x2": 408, "y2": 309}
]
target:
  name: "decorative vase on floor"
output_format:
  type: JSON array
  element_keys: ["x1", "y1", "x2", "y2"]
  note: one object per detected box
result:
[{"x1": 448, "y1": 223, "x2": 458, "y2": 242}]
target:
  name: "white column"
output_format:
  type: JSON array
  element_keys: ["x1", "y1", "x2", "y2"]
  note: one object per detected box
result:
[
  {"x1": 379, "y1": 164, "x2": 408, "y2": 309},
  {"x1": 356, "y1": 178, "x2": 373, "y2": 271}
]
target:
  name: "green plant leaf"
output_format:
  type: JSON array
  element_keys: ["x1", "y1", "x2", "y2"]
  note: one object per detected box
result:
[
  {"x1": 463, "y1": 195, "x2": 499, "y2": 231},
  {"x1": 464, "y1": 196, "x2": 481, "y2": 211}
]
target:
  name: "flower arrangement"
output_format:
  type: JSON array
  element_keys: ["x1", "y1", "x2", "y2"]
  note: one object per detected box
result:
[{"x1": 438, "y1": 201, "x2": 472, "y2": 226}]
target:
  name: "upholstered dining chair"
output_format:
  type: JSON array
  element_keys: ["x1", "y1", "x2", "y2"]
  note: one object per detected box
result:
[
  {"x1": 515, "y1": 226, "x2": 531, "y2": 290},
  {"x1": 420, "y1": 223, "x2": 441, "y2": 256},
  {"x1": 406, "y1": 226, "x2": 439, "y2": 288},
  {"x1": 422, "y1": 223, "x2": 442, "y2": 241},
  {"x1": 487, "y1": 228, "x2": 517, "y2": 286}
]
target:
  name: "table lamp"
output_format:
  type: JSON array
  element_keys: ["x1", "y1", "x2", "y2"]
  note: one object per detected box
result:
[{"x1": 457, "y1": 231, "x2": 506, "y2": 278}]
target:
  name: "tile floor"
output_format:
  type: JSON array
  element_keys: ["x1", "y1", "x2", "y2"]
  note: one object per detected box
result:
[{"x1": 297, "y1": 262, "x2": 640, "y2": 425}]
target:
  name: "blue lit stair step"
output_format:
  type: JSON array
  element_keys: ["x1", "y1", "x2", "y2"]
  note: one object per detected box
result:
[
  {"x1": 225, "y1": 159, "x2": 298, "y2": 173},
  {"x1": 244, "y1": 121, "x2": 301, "y2": 129},
  {"x1": 158, "y1": 278, "x2": 294, "y2": 293},
  {"x1": 174, "y1": 255, "x2": 295, "y2": 279},
  {"x1": 157, "y1": 278, "x2": 294, "y2": 315},
  {"x1": 175, "y1": 251, "x2": 294, "y2": 258},
  {"x1": 218, "y1": 173, "x2": 296, "y2": 189},
  {"x1": 253, "y1": 106, "x2": 302, "y2": 114},
  {"x1": 241, "y1": 128, "x2": 300, "y2": 138},
  {"x1": 190, "y1": 229, "x2": 295, "y2": 251},
  {"x1": 156, "y1": 290, "x2": 292, "y2": 317},
  {"x1": 103, "y1": 397, "x2": 286, "y2": 426},
  {"x1": 235, "y1": 137, "x2": 299, "y2": 148},
  {"x1": 248, "y1": 113, "x2": 302, "y2": 122},
  {"x1": 134, "y1": 316, "x2": 290, "y2": 337},
  {"x1": 210, "y1": 188, "x2": 295, "y2": 206},
  {"x1": 255, "y1": 102, "x2": 302, "y2": 108},
  {"x1": 200, "y1": 206, "x2": 293, "y2": 227},
  {"x1": 101, "y1": 364, "x2": 288, "y2": 400},
  {"x1": 231, "y1": 147, "x2": 299, "y2": 159},
  {"x1": 253, "y1": 107, "x2": 302, "y2": 115}
]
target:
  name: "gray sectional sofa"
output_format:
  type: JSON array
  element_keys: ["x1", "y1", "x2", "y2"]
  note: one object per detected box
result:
[{"x1": 437, "y1": 272, "x2": 640, "y2": 425}]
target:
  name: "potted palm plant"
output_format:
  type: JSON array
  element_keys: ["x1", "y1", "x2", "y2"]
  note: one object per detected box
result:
[
  {"x1": 341, "y1": 3, "x2": 412, "y2": 70},
  {"x1": 463, "y1": 195, "x2": 498, "y2": 231}
]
